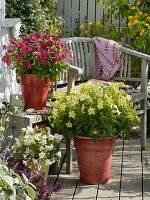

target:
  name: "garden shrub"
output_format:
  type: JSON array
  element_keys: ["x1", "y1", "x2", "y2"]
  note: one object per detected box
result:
[{"x1": 5, "y1": 0, "x2": 63, "y2": 36}]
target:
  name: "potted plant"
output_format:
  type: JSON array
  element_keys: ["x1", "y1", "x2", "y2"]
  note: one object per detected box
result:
[
  {"x1": 49, "y1": 82, "x2": 140, "y2": 184},
  {"x1": 2, "y1": 31, "x2": 71, "y2": 110},
  {"x1": 11, "y1": 126, "x2": 63, "y2": 185}
]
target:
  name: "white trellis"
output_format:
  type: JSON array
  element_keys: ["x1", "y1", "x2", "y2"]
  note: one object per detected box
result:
[{"x1": 0, "y1": 0, "x2": 21, "y2": 102}]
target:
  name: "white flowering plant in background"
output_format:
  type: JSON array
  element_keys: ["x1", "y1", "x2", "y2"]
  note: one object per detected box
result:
[
  {"x1": 49, "y1": 82, "x2": 139, "y2": 141},
  {"x1": 11, "y1": 126, "x2": 63, "y2": 168}
]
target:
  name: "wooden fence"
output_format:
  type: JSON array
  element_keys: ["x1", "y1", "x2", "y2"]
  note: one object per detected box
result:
[{"x1": 57, "y1": 0, "x2": 134, "y2": 35}]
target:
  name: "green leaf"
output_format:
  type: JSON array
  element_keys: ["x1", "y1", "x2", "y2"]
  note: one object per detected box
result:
[
  {"x1": 0, "y1": 176, "x2": 14, "y2": 190},
  {"x1": 25, "y1": 186, "x2": 36, "y2": 200},
  {"x1": 0, "y1": 192, "x2": 8, "y2": 200}
]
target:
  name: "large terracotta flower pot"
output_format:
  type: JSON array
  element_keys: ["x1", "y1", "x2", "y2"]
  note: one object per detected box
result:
[
  {"x1": 75, "y1": 136, "x2": 116, "y2": 184},
  {"x1": 21, "y1": 74, "x2": 51, "y2": 110}
]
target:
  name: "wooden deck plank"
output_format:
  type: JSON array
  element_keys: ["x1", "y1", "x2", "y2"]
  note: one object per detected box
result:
[
  {"x1": 47, "y1": 137, "x2": 149, "y2": 200},
  {"x1": 142, "y1": 139, "x2": 150, "y2": 200},
  {"x1": 49, "y1": 161, "x2": 79, "y2": 200},
  {"x1": 97, "y1": 139, "x2": 123, "y2": 199},
  {"x1": 73, "y1": 182, "x2": 98, "y2": 200},
  {"x1": 120, "y1": 138, "x2": 142, "y2": 199}
]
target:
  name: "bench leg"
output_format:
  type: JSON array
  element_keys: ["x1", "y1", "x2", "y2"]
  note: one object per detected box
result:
[
  {"x1": 141, "y1": 99, "x2": 147, "y2": 150},
  {"x1": 66, "y1": 139, "x2": 73, "y2": 174}
]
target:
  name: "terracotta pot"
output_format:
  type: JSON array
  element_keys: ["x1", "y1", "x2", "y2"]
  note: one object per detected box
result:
[
  {"x1": 75, "y1": 136, "x2": 116, "y2": 184},
  {"x1": 21, "y1": 74, "x2": 51, "y2": 110}
]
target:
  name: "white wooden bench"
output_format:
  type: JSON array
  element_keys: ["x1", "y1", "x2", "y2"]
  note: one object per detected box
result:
[{"x1": 57, "y1": 37, "x2": 150, "y2": 173}]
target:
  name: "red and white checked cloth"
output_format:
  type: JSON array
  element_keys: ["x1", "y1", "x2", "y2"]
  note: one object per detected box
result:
[{"x1": 93, "y1": 37, "x2": 121, "y2": 80}]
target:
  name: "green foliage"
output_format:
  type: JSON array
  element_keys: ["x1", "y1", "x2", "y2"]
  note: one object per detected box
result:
[
  {"x1": 5, "y1": 0, "x2": 63, "y2": 36},
  {"x1": 49, "y1": 82, "x2": 140, "y2": 141},
  {"x1": 0, "y1": 159, "x2": 36, "y2": 200},
  {"x1": 75, "y1": 0, "x2": 150, "y2": 55}
]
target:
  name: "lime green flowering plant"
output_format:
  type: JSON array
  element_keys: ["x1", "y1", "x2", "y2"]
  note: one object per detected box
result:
[{"x1": 49, "y1": 82, "x2": 140, "y2": 141}]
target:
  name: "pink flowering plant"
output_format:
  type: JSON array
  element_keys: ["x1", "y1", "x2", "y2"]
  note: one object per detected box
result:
[{"x1": 2, "y1": 31, "x2": 71, "y2": 80}]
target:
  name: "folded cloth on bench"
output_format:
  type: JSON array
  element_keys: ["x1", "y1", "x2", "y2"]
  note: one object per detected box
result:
[{"x1": 93, "y1": 37, "x2": 121, "y2": 80}]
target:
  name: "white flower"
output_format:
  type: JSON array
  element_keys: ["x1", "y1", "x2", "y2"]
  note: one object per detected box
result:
[
  {"x1": 39, "y1": 152, "x2": 46, "y2": 159},
  {"x1": 21, "y1": 128, "x2": 26, "y2": 132},
  {"x1": 45, "y1": 160, "x2": 55, "y2": 165},
  {"x1": 66, "y1": 121, "x2": 72, "y2": 128},
  {"x1": 48, "y1": 134, "x2": 54, "y2": 141},
  {"x1": 32, "y1": 159, "x2": 38, "y2": 164},
  {"x1": 0, "y1": 127, "x2": 5, "y2": 132},
  {"x1": 0, "y1": 92, "x2": 4, "y2": 99},
  {"x1": 15, "y1": 95, "x2": 19, "y2": 100},
  {"x1": 56, "y1": 151, "x2": 61, "y2": 157},
  {"x1": 24, "y1": 139, "x2": 32, "y2": 146},
  {"x1": 42, "y1": 135, "x2": 47, "y2": 139},
  {"x1": 25, "y1": 147, "x2": 31, "y2": 155},
  {"x1": 26, "y1": 126, "x2": 34, "y2": 134},
  {"x1": 15, "y1": 138, "x2": 21, "y2": 147},
  {"x1": 45, "y1": 144, "x2": 53, "y2": 151},
  {"x1": 41, "y1": 139, "x2": 47, "y2": 145},
  {"x1": 54, "y1": 134, "x2": 63, "y2": 142}
]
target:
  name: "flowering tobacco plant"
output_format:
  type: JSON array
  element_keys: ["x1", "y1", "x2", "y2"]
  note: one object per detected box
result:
[
  {"x1": 49, "y1": 82, "x2": 139, "y2": 141},
  {"x1": 11, "y1": 126, "x2": 63, "y2": 167},
  {"x1": 2, "y1": 31, "x2": 71, "y2": 80}
]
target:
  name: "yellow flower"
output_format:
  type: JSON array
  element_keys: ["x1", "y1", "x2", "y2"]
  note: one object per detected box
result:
[
  {"x1": 128, "y1": 21, "x2": 133, "y2": 27},
  {"x1": 136, "y1": 1, "x2": 141, "y2": 6},
  {"x1": 140, "y1": 28, "x2": 145, "y2": 35},
  {"x1": 88, "y1": 22, "x2": 93, "y2": 26},
  {"x1": 98, "y1": 0, "x2": 104, "y2": 3},
  {"x1": 133, "y1": 15, "x2": 139, "y2": 19},
  {"x1": 69, "y1": 111, "x2": 76, "y2": 118},
  {"x1": 128, "y1": 16, "x2": 133, "y2": 20},
  {"x1": 147, "y1": 16, "x2": 150, "y2": 20},
  {"x1": 66, "y1": 121, "x2": 72, "y2": 128},
  {"x1": 85, "y1": 30, "x2": 88, "y2": 34},
  {"x1": 96, "y1": 21, "x2": 101, "y2": 25},
  {"x1": 138, "y1": 11, "x2": 143, "y2": 16},
  {"x1": 133, "y1": 19, "x2": 139, "y2": 25},
  {"x1": 144, "y1": 23, "x2": 149, "y2": 27},
  {"x1": 143, "y1": 13, "x2": 148, "y2": 17},
  {"x1": 130, "y1": 6, "x2": 136, "y2": 10},
  {"x1": 88, "y1": 107, "x2": 95, "y2": 115},
  {"x1": 80, "y1": 24, "x2": 85, "y2": 29}
]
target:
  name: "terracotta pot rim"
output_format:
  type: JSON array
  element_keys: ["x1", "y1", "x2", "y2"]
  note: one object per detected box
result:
[{"x1": 75, "y1": 136, "x2": 117, "y2": 140}]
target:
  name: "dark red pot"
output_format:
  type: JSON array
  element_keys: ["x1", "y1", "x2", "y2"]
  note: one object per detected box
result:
[
  {"x1": 21, "y1": 74, "x2": 51, "y2": 110},
  {"x1": 75, "y1": 136, "x2": 116, "y2": 184}
]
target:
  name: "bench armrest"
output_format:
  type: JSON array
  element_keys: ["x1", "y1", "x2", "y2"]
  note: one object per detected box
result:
[{"x1": 67, "y1": 65, "x2": 83, "y2": 93}]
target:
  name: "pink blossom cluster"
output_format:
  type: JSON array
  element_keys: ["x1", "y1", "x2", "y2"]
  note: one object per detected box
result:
[{"x1": 2, "y1": 31, "x2": 72, "y2": 80}]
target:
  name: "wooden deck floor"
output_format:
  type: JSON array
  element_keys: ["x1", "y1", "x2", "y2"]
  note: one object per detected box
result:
[{"x1": 48, "y1": 137, "x2": 150, "y2": 200}]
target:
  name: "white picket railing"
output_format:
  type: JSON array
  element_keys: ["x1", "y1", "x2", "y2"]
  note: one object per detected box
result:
[
  {"x1": 57, "y1": 0, "x2": 134, "y2": 35},
  {"x1": 0, "y1": 0, "x2": 21, "y2": 102}
]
